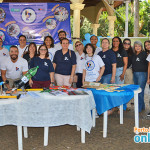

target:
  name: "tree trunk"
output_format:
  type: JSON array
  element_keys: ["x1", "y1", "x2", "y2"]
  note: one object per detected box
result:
[{"x1": 134, "y1": 0, "x2": 139, "y2": 37}]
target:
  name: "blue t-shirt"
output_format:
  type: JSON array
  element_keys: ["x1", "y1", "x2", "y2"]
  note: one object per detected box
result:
[
  {"x1": 98, "y1": 49, "x2": 116, "y2": 75},
  {"x1": 30, "y1": 57, "x2": 54, "y2": 81},
  {"x1": 53, "y1": 49, "x2": 76, "y2": 75}
]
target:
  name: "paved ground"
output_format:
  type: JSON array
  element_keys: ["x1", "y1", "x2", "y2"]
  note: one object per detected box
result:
[{"x1": 0, "y1": 85, "x2": 150, "y2": 150}]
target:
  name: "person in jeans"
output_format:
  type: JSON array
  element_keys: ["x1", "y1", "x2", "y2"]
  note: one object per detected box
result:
[
  {"x1": 123, "y1": 38, "x2": 134, "y2": 85},
  {"x1": 145, "y1": 40, "x2": 150, "y2": 116},
  {"x1": 132, "y1": 41, "x2": 148, "y2": 112},
  {"x1": 111, "y1": 37, "x2": 128, "y2": 84}
]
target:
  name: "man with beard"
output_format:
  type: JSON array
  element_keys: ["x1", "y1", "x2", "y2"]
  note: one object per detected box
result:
[
  {"x1": 54, "y1": 30, "x2": 74, "y2": 51},
  {"x1": 1, "y1": 45, "x2": 28, "y2": 89}
]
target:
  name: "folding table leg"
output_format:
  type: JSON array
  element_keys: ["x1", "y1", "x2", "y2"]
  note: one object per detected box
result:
[
  {"x1": 17, "y1": 126, "x2": 23, "y2": 150},
  {"x1": 120, "y1": 104, "x2": 123, "y2": 124},
  {"x1": 103, "y1": 111, "x2": 108, "y2": 138},
  {"x1": 81, "y1": 129, "x2": 85, "y2": 143},
  {"x1": 134, "y1": 91, "x2": 139, "y2": 134},
  {"x1": 92, "y1": 108, "x2": 96, "y2": 127},
  {"x1": 23, "y1": 127, "x2": 28, "y2": 138},
  {"x1": 44, "y1": 127, "x2": 49, "y2": 146}
]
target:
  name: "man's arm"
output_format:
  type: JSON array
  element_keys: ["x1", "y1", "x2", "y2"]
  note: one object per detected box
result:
[
  {"x1": 1, "y1": 70, "x2": 10, "y2": 89},
  {"x1": 22, "y1": 71, "x2": 28, "y2": 76}
]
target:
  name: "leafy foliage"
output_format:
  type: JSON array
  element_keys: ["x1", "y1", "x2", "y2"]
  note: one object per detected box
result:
[{"x1": 71, "y1": 1, "x2": 150, "y2": 38}]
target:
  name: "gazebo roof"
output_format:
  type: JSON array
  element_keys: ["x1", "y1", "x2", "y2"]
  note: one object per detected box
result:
[{"x1": 3, "y1": 0, "x2": 123, "y2": 8}]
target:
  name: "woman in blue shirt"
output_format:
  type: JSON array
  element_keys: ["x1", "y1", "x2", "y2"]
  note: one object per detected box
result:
[
  {"x1": 29, "y1": 44, "x2": 54, "y2": 88},
  {"x1": 53, "y1": 38, "x2": 76, "y2": 86}
]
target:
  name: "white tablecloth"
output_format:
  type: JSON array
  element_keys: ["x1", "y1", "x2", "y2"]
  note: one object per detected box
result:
[{"x1": 0, "y1": 91, "x2": 95, "y2": 133}]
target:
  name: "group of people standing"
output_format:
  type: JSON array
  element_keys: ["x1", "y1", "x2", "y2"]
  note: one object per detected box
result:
[
  {"x1": 75, "y1": 36, "x2": 150, "y2": 114},
  {"x1": 0, "y1": 31, "x2": 150, "y2": 113}
]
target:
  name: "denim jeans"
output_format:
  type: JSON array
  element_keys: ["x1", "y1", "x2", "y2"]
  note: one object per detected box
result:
[
  {"x1": 133, "y1": 72, "x2": 147, "y2": 112},
  {"x1": 101, "y1": 74, "x2": 112, "y2": 84},
  {"x1": 115, "y1": 67, "x2": 124, "y2": 84}
]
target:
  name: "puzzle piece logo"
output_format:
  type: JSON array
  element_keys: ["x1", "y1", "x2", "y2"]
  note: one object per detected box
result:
[{"x1": 86, "y1": 60, "x2": 95, "y2": 71}]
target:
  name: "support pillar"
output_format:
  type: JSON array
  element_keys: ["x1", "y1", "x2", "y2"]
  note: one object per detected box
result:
[
  {"x1": 134, "y1": 0, "x2": 139, "y2": 37},
  {"x1": 107, "y1": 16, "x2": 116, "y2": 37},
  {"x1": 91, "y1": 24, "x2": 100, "y2": 36},
  {"x1": 70, "y1": 0, "x2": 85, "y2": 45},
  {"x1": 124, "y1": 0, "x2": 130, "y2": 37}
]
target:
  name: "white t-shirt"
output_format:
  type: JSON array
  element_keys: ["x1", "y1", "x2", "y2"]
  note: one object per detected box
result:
[
  {"x1": 0, "y1": 47, "x2": 9, "y2": 76},
  {"x1": 1, "y1": 57, "x2": 28, "y2": 79},
  {"x1": 75, "y1": 52, "x2": 85, "y2": 74},
  {"x1": 84, "y1": 55, "x2": 105, "y2": 82},
  {"x1": 17, "y1": 45, "x2": 28, "y2": 57},
  {"x1": 48, "y1": 47, "x2": 57, "y2": 62},
  {"x1": 54, "y1": 42, "x2": 74, "y2": 51},
  {"x1": 146, "y1": 54, "x2": 150, "y2": 62},
  {"x1": 94, "y1": 47, "x2": 102, "y2": 55}
]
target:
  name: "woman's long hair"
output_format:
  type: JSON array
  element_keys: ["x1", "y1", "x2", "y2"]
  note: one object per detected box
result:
[
  {"x1": 112, "y1": 36, "x2": 124, "y2": 53},
  {"x1": 43, "y1": 36, "x2": 54, "y2": 48},
  {"x1": 26, "y1": 42, "x2": 37, "y2": 56},
  {"x1": 144, "y1": 40, "x2": 150, "y2": 55},
  {"x1": 123, "y1": 38, "x2": 133, "y2": 56}
]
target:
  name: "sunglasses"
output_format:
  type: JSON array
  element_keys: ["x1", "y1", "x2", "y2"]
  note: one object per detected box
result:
[
  {"x1": 124, "y1": 42, "x2": 130, "y2": 45},
  {"x1": 75, "y1": 43, "x2": 82, "y2": 48}
]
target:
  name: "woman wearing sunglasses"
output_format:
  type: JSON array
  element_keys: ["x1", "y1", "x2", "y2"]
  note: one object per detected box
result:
[{"x1": 123, "y1": 38, "x2": 134, "y2": 85}]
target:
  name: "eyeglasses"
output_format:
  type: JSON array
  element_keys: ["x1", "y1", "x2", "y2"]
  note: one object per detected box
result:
[
  {"x1": 75, "y1": 43, "x2": 82, "y2": 48},
  {"x1": 124, "y1": 42, "x2": 130, "y2": 45},
  {"x1": 40, "y1": 49, "x2": 47, "y2": 51}
]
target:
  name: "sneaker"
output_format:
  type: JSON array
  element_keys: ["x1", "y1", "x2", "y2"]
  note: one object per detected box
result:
[{"x1": 147, "y1": 112, "x2": 150, "y2": 117}]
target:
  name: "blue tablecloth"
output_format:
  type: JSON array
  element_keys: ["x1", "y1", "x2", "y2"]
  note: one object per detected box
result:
[{"x1": 88, "y1": 85, "x2": 140, "y2": 115}]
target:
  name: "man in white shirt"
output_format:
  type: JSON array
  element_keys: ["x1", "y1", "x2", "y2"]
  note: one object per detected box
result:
[
  {"x1": 54, "y1": 30, "x2": 74, "y2": 51},
  {"x1": 1, "y1": 45, "x2": 28, "y2": 89},
  {"x1": 0, "y1": 37, "x2": 9, "y2": 82},
  {"x1": 90, "y1": 35, "x2": 102, "y2": 55},
  {"x1": 75, "y1": 41, "x2": 85, "y2": 88},
  {"x1": 17, "y1": 35, "x2": 28, "y2": 57}
]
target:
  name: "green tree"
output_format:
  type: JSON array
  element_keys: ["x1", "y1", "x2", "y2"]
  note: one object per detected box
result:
[
  {"x1": 71, "y1": 1, "x2": 150, "y2": 38},
  {"x1": 114, "y1": 1, "x2": 150, "y2": 37}
]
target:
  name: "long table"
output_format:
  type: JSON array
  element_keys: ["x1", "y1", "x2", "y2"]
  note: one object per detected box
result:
[
  {"x1": 89, "y1": 84, "x2": 141, "y2": 137},
  {"x1": 0, "y1": 90, "x2": 96, "y2": 150}
]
